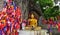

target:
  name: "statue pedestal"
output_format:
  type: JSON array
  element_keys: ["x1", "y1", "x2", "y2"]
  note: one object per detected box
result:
[
  {"x1": 19, "y1": 30, "x2": 41, "y2": 35},
  {"x1": 19, "y1": 29, "x2": 49, "y2": 35},
  {"x1": 25, "y1": 26, "x2": 41, "y2": 30}
]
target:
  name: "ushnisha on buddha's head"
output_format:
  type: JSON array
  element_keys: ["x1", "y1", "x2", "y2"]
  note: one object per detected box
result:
[{"x1": 31, "y1": 14, "x2": 35, "y2": 19}]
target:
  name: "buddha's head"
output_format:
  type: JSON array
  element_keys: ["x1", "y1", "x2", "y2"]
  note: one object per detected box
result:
[{"x1": 31, "y1": 14, "x2": 34, "y2": 19}]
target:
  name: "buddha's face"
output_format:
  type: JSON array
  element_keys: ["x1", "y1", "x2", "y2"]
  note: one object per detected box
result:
[{"x1": 31, "y1": 14, "x2": 34, "y2": 18}]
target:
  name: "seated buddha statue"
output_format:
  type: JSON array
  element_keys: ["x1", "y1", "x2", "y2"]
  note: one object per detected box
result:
[
  {"x1": 25, "y1": 14, "x2": 41, "y2": 30},
  {"x1": 28, "y1": 14, "x2": 37, "y2": 28}
]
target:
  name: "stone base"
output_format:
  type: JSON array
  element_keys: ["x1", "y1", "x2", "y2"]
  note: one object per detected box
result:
[{"x1": 25, "y1": 26, "x2": 41, "y2": 30}]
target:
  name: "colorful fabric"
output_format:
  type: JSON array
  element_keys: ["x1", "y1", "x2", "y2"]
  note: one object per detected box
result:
[{"x1": 0, "y1": 0, "x2": 22, "y2": 34}]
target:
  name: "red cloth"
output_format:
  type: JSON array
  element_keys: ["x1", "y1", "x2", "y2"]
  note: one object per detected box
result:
[
  {"x1": 9, "y1": 0, "x2": 12, "y2": 2},
  {"x1": 15, "y1": 23, "x2": 20, "y2": 29},
  {"x1": 7, "y1": 8, "x2": 12, "y2": 14},
  {"x1": 0, "y1": 23, "x2": 2, "y2": 29},
  {"x1": 15, "y1": 32, "x2": 18, "y2": 35},
  {"x1": 0, "y1": 23, "x2": 5, "y2": 29},
  {"x1": 7, "y1": 26, "x2": 10, "y2": 32},
  {"x1": 58, "y1": 23, "x2": 60, "y2": 32},
  {"x1": 6, "y1": 0, "x2": 12, "y2": 3},
  {"x1": 1, "y1": 24, "x2": 5, "y2": 29},
  {"x1": 49, "y1": 21, "x2": 53, "y2": 24},
  {"x1": 0, "y1": 0, "x2": 22, "y2": 33},
  {"x1": 12, "y1": 31, "x2": 18, "y2": 35},
  {"x1": 15, "y1": 8, "x2": 21, "y2": 17},
  {"x1": 42, "y1": 19, "x2": 47, "y2": 24},
  {"x1": 48, "y1": 20, "x2": 53, "y2": 25}
]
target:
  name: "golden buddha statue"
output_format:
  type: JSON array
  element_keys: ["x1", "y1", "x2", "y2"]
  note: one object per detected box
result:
[
  {"x1": 28, "y1": 14, "x2": 37, "y2": 28},
  {"x1": 25, "y1": 14, "x2": 41, "y2": 30}
]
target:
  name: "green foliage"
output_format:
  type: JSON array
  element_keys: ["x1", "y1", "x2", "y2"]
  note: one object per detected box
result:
[
  {"x1": 34, "y1": 0, "x2": 53, "y2": 7},
  {"x1": 34, "y1": 0, "x2": 59, "y2": 19},
  {"x1": 34, "y1": 0, "x2": 53, "y2": 12},
  {"x1": 44, "y1": 6, "x2": 59, "y2": 19},
  {"x1": 39, "y1": 0, "x2": 53, "y2": 7}
]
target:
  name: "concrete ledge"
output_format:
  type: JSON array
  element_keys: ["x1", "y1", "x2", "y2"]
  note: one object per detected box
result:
[{"x1": 19, "y1": 30, "x2": 49, "y2": 35}]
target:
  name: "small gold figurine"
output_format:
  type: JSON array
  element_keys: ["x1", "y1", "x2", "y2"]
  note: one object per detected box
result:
[{"x1": 28, "y1": 14, "x2": 37, "y2": 28}]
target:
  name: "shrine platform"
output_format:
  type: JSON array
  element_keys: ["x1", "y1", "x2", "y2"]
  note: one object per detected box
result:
[{"x1": 19, "y1": 29, "x2": 49, "y2": 35}]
